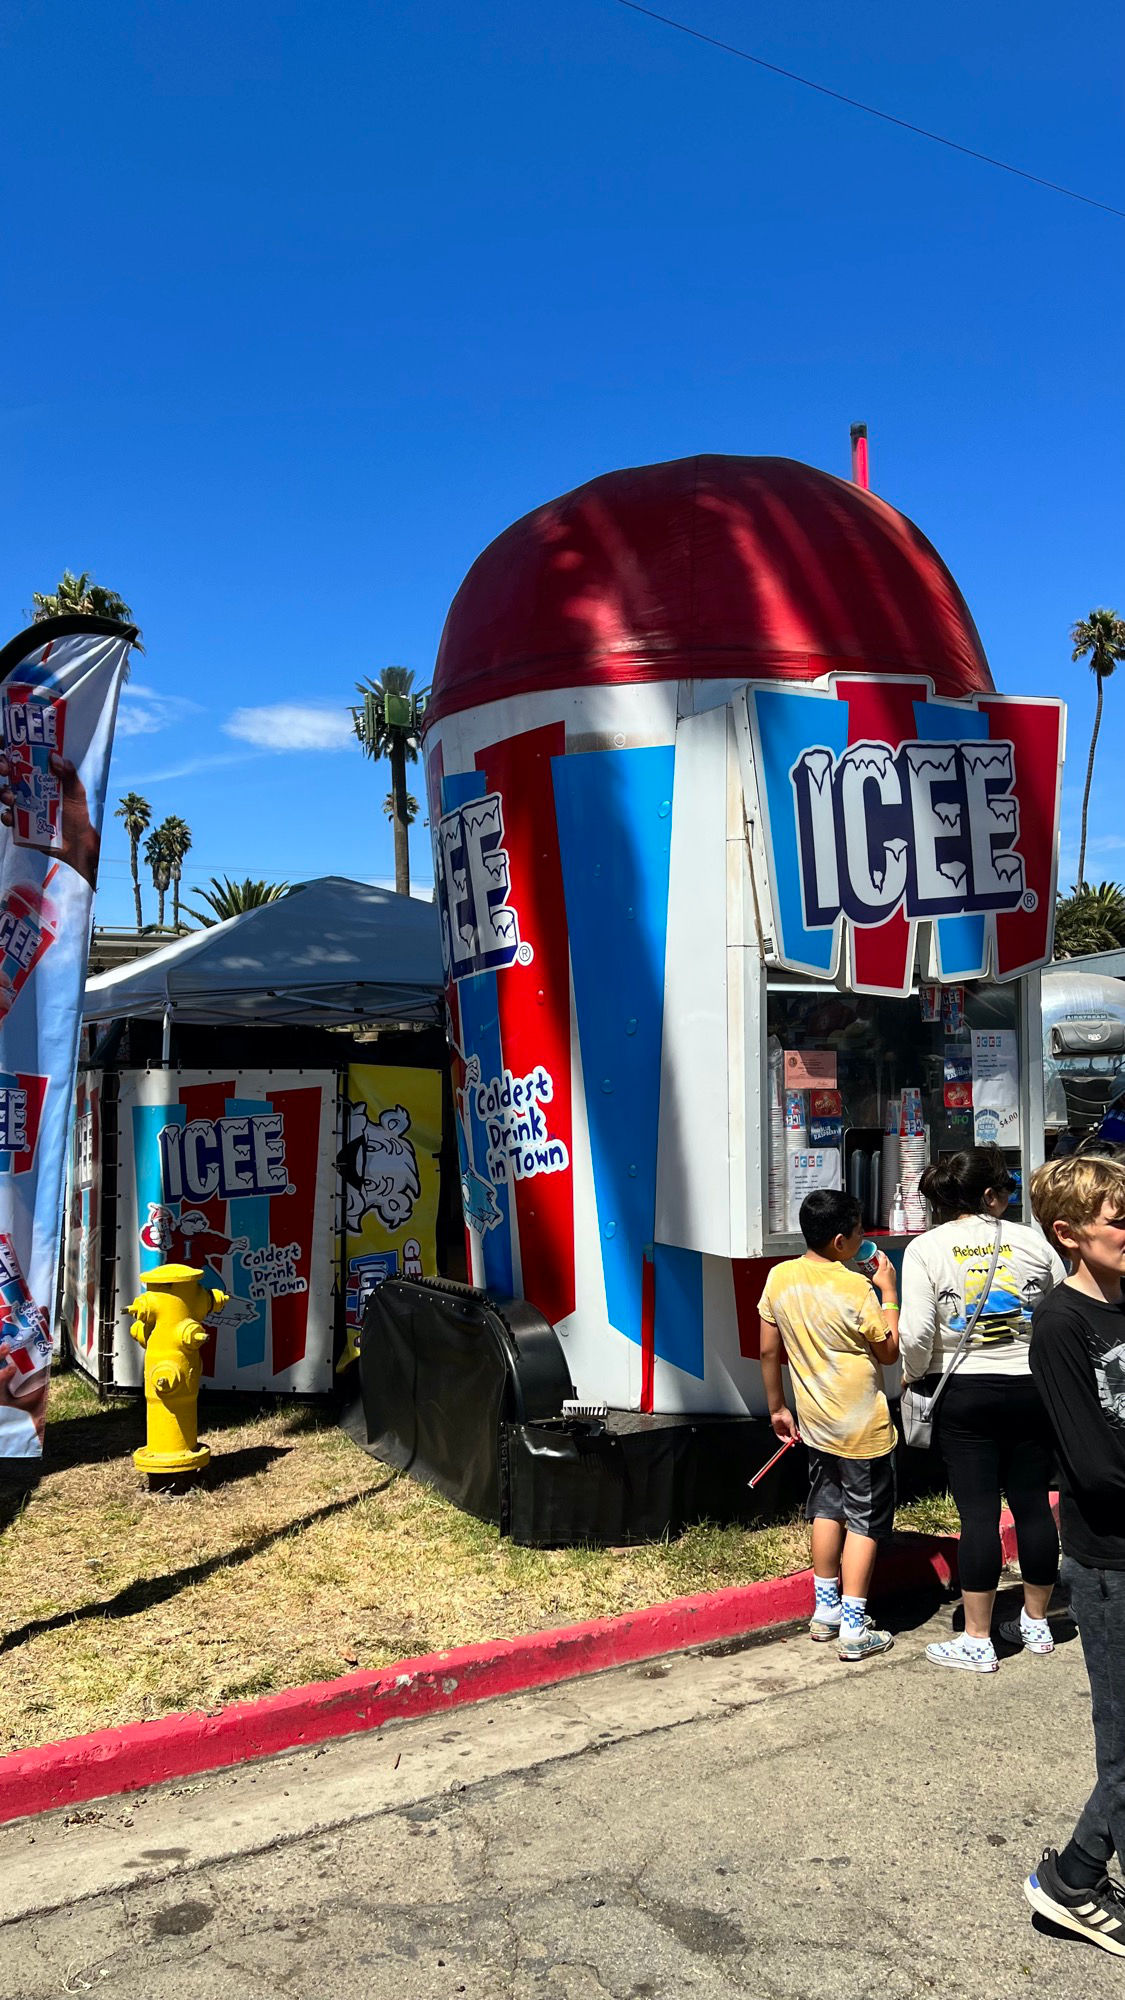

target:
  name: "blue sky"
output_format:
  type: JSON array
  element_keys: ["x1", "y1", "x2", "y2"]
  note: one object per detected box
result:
[{"x1": 1, "y1": 0, "x2": 1121, "y2": 924}]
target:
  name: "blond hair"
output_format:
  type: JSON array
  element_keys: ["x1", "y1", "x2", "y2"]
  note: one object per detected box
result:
[{"x1": 1031, "y1": 1155, "x2": 1125, "y2": 1242}]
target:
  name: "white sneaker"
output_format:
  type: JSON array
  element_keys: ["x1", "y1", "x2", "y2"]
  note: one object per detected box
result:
[
  {"x1": 837, "y1": 1624, "x2": 894, "y2": 1663},
  {"x1": 809, "y1": 1610, "x2": 872, "y2": 1642},
  {"x1": 925, "y1": 1635, "x2": 999, "y2": 1673},
  {"x1": 998, "y1": 1615, "x2": 1055, "y2": 1655}
]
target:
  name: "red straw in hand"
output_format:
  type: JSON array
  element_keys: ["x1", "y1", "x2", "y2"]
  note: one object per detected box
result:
[{"x1": 748, "y1": 1431, "x2": 801, "y2": 1489}]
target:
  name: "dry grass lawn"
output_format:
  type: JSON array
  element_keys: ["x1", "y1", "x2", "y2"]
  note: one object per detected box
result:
[{"x1": 0, "y1": 1373, "x2": 959, "y2": 1756}]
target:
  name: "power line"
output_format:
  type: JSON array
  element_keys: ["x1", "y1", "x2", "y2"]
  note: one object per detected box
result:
[{"x1": 614, "y1": 0, "x2": 1125, "y2": 222}]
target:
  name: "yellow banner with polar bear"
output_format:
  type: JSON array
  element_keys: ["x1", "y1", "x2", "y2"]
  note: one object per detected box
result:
[{"x1": 337, "y1": 1064, "x2": 443, "y2": 1370}]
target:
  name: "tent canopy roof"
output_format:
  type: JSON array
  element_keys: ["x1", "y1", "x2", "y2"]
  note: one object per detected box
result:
[{"x1": 83, "y1": 876, "x2": 443, "y2": 1026}]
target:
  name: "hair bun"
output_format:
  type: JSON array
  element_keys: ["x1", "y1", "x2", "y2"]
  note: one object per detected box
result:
[{"x1": 921, "y1": 1147, "x2": 1009, "y2": 1223}]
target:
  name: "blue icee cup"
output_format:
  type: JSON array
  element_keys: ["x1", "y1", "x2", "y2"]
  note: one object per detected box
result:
[{"x1": 856, "y1": 1239, "x2": 880, "y2": 1278}]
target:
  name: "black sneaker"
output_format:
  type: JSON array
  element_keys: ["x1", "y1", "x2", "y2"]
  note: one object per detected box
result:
[{"x1": 1024, "y1": 1848, "x2": 1125, "y2": 1955}]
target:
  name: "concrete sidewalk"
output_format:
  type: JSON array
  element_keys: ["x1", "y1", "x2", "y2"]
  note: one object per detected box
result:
[{"x1": 0, "y1": 1577, "x2": 1110, "y2": 1999}]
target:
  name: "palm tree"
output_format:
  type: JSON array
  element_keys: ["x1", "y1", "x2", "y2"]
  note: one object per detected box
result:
[
  {"x1": 351, "y1": 667, "x2": 426, "y2": 895},
  {"x1": 1054, "y1": 882, "x2": 1125, "y2": 959},
  {"x1": 160, "y1": 815, "x2": 193, "y2": 929},
  {"x1": 30, "y1": 569, "x2": 144, "y2": 651},
  {"x1": 114, "y1": 792, "x2": 152, "y2": 930},
  {"x1": 382, "y1": 790, "x2": 420, "y2": 824},
  {"x1": 143, "y1": 822, "x2": 173, "y2": 928},
  {"x1": 185, "y1": 876, "x2": 289, "y2": 927},
  {"x1": 1072, "y1": 609, "x2": 1125, "y2": 889}
]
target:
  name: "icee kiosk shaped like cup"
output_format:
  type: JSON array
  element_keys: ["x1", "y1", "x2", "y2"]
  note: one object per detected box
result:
[{"x1": 373, "y1": 455, "x2": 1066, "y2": 1543}]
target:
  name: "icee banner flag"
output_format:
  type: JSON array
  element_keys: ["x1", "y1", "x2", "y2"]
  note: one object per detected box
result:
[{"x1": 0, "y1": 617, "x2": 134, "y2": 1456}]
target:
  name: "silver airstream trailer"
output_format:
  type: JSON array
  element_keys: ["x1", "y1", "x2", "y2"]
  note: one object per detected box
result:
[{"x1": 1042, "y1": 968, "x2": 1125, "y2": 1135}]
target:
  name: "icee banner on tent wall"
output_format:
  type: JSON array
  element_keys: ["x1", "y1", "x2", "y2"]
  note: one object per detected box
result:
[
  {"x1": 337, "y1": 1063, "x2": 442, "y2": 1371},
  {"x1": 0, "y1": 621, "x2": 133, "y2": 1457},
  {"x1": 116, "y1": 1070, "x2": 338, "y2": 1393}
]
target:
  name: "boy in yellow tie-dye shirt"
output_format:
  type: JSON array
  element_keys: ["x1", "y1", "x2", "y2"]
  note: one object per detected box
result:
[{"x1": 759, "y1": 1188, "x2": 900, "y2": 1664}]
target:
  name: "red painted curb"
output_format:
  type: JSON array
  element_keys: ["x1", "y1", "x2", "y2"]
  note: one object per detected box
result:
[{"x1": 0, "y1": 1507, "x2": 1032, "y2": 1826}]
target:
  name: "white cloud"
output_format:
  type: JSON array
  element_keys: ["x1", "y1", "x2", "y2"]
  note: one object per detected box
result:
[
  {"x1": 1060, "y1": 833, "x2": 1125, "y2": 873},
  {"x1": 224, "y1": 703, "x2": 356, "y2": 752},
  {"x1": 116, "y1": 684, "x2": 202, "y2": 738},
  {"x1": 125, "y1": 749, "x2": 268, "y2": 785}
]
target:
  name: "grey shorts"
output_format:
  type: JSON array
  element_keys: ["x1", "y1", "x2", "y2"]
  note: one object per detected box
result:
[{"x1": 805, "y1": 1449, "x2": 896, "y2": 1539}]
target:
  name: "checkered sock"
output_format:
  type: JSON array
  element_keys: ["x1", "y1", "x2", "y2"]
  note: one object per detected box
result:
[
  {"x1": 841, "y1": 1594, "x2": 867, "y2": 1636},
  {"x1": 813, "y1": 1575, "x2": 841, "y2": 1621}
]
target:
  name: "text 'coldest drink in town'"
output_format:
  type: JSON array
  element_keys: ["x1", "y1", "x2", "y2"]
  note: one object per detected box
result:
[{"x1": 1, "y1": 682, "x2": 65, "y2": 848}]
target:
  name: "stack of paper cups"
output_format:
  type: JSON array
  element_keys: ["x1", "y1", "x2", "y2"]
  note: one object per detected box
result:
[
  {"x1": 900, "y1": 1140, "x2": 928, "y2": 1231},
  {"x1": 784, "y1": 1089, "x2": 808, "y2": 1233},
  {"x1": 899, "y1": 1087, "x2": 926, "y2": 1231},
  {"x1": 767, "y1": 1039, "x2": 786, "y2": 1232},
  {"x1": 881, "y1": 1098, "x2": 902, "y2": 1230},
  {"x1": 881, "y1": 1089, "x2": 928, "y2": 1231}
]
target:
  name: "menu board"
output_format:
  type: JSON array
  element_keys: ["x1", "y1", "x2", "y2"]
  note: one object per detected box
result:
[
  {"x1": 971, "y1": 1029, "x2": 1020, "y2": 1146},
  {"x1": 787, "y1": 1146, "x2": 842, "y2": 1230}
]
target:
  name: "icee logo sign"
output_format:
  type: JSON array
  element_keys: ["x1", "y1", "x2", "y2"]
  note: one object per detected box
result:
[
  {"x1": 158, "y1": 1114, "x2": 289, "y2": 1204},
  {"x1": 437, "y1": 791, "x2": 525, "y2": 982},
  {"x1": 745, "y1": 676, "x2": 1065, "y2": 994},
  {"x1": 792, "y1": 738, "x2": 1025, "y2": 928},
  {"x1": 0, "y1": 1072, "x2": 47, "y2": 1177}
]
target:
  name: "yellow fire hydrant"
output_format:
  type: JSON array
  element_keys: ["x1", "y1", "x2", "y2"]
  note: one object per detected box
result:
[{"x1": 127, "y1": 1264, "x2": 227, "y2": 1482}]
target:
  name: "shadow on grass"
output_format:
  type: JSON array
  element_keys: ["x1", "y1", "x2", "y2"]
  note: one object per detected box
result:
[
  {"x1": 0, "y1": 1391, "x2": 344, "y2": 1545},
  {"x1": 0, "y1": 1470, "x2": 401, "y2": 1659},
  {"x1": 199, "y1": 1444, "x2": 292, "y2": 1488},
  {"x1": 0, "y1": 1481, "x2": 37, "y2": 1536},
  {"x1": 3, "y1": 1389, "x2": 330, "y2": 1480}
]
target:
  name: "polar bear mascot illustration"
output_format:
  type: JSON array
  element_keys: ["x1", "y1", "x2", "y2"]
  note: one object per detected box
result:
[{"x1": 337, "y1": 1101, "x2": 422, "y2": 1233}]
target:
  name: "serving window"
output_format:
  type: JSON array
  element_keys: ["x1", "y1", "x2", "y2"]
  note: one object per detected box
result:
[{"x1": 764, "y1": 975, "x2": 1025, "y2": 1243}]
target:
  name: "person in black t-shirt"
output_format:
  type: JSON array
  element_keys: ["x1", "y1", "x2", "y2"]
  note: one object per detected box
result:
[{"x1": 1023, "y1": 1156, "x2": 1125, "y2": 1955}]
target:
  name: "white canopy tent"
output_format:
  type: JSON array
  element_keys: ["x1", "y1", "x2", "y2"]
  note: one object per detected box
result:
[{"x1": 82, "y1": 876, "x2": 444, "y2": 1031}]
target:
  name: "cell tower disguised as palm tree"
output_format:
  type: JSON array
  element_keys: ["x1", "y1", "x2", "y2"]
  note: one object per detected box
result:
[
  {"x1": 115, "y1": 792, "x2": 152, "y2": 930},
  {"x1": 351, "y1": 667, "x2": 427, "y2": 895},
  {"x1": 382, "y1": 790, "x2": 419, "y2": 824},
  {"x1": 1072, "y1": 608, "x2": 1125, "y2": 889}
]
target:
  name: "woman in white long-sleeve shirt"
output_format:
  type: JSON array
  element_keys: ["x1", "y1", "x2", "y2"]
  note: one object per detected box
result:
[{"x1": 900, "y1": 1146, "x2": 1066, "y2": 1674}]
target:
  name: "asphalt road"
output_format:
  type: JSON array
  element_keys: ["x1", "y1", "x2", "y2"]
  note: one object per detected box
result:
[{"x1": 0, "y1": 1578, "x2": 1115, "y2": 1999}]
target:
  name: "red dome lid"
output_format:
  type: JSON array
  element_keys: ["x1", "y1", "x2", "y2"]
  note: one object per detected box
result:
[{"x1": 428, "y1": 455, "x2": 992, "y2": 724}]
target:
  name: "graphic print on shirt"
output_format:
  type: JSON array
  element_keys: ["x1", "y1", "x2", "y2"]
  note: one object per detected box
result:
[
  {"x1": 945, "y1": 1242, "x2": 1051, "y2": 1344},
  {"x1": 1092, "y1": 1338, "x2": 1125, "y2": 1427}
]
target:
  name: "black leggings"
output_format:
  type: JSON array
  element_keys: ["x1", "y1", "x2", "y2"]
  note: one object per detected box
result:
[{"x1": 934, "y1": 1373, "x2": 1059, "y2": 1595}]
